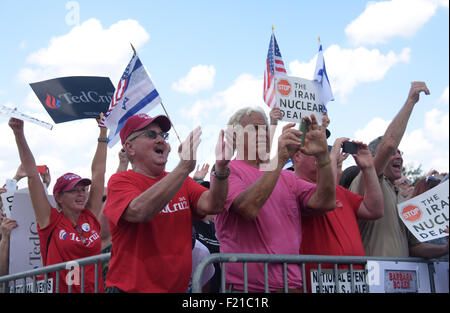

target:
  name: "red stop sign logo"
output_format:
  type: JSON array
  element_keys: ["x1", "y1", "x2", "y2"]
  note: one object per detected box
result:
[
  {"x1": 277, "y1": 79, "x2": 291, "y2": 96},
  {"x1": 401, "y1": 205, "x2": 422, "y2": 222}
]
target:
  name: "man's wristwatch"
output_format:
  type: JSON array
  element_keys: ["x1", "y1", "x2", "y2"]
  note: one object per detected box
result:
[{"x1": 212, "y1": 164, "x2": 230, "y2": 180}]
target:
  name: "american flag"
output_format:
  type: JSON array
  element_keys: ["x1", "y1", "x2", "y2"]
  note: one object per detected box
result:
[{"x1": 263, "y1": 32, "x2": 287, "y2": 108}]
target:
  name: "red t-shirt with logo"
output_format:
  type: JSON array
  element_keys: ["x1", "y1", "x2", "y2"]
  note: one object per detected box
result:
[
  {"x1": 103, "y1": 170, "x2": 207, "y2": 293},
  {"x1": 38, "y1": 207, "x2": 104, "y2": 293},
  {"x1": 300, "y1": 185, "x2": 365, "y2": 292}
]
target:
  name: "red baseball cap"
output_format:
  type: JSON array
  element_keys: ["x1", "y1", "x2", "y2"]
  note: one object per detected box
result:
[
  {"x1": 120, "y1": 113, "x2": 171, "y2": 145},
  {"x1": 53, "y1": 173, "x2": 91, "y2": 197}
]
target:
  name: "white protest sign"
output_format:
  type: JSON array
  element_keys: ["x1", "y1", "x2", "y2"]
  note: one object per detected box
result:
[
  {"x1": 0, "y1": 104, "x2": 53, "y2": 130},
  {"x1": 366, "y1": 261, "x2": 431, "y2": 293},
  {"x1": 310, "y1": 269, "x2": 367, "y2": 293},
  {"x1": 397, "y1": 180, "x2": 449, "y2": 242},
  {"x1": 1, "y1": 179, "x2": 17, "y2": 218},
  {"x1": 274, "y1": 75, "x2": 325, "y2": 124},
  {"x1": 9, "y1": 188, "x2": 56, "y2": 274},
  {"x1": 433, "y1": 262, "x2": 449, "y2": 293},
  {"x1": 9, "y1": 278, "x2": 53, "y2": 293}
]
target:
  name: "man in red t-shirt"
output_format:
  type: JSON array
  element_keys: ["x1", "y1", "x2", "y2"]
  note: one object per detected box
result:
[
  {"x1": 293, "y1": 137, "x2": 384, "y2": 293},
  {"x1": 103, "y1": 113, "x2": 233, "y2": 292}
]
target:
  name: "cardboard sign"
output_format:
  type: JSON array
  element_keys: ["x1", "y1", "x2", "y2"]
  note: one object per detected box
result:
[
  {"x1": 366, "y1": 261, "x2": 431, "y2": 293},
  {"x1": 1, "y1": 179, "x2": 17, "y2": 218},
  {"x1": 274, "y1": 75, "x2": 325, "y2": 124},
  {"x1": 9, "y1": 188, "x2": 56, "y2": 274},
  {"x1": 30, "y1": 76, "x2": 115, "y2": 124},
  {"x1": 310, "y1": 269, "x2": 367, "y2": 293},
  {"x1": 0, "y1": 105, "x2": 53, "y2": 130},
  {"x1": 397, "y1": 180, "x2": 449, "y2": 242},
  {"x1": 9, "y1": 278, "x2": 53, "y2": 293}
]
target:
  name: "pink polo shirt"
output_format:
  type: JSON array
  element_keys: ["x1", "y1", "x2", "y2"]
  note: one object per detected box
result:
[{"x1": 214, "y1": 159, "x2": 316, "y2": 292}]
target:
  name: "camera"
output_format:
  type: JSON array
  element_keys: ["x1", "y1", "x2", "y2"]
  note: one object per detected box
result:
[{"x1": 342, "y1": 141, "x2": 358, "y2": 154}]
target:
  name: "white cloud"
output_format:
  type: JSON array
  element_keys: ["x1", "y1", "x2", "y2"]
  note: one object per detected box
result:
[
  {"x1": 18, "y1": 18, "x2": 150, "y2": 84},
  {"x1": 354, "y1": 117, "x2": 391, "y2": 143},
  {"x1": 351, "y1": 108, "x2": 449, "y2": 174},
  {"x1": 289, "y1": 45, "x2": 410, "y2": 100},
  {"x1": 180, "y1": 73, "x2": 265, "y2": 122},
  {"x1": 172, "y1": 65, "x2": 216, "y2": 94},
  {"x1": 439, "y1": 86, "x2": 449, "y2": 104},
  {"x1": 345, "y1": 0, "x2": 447, "y2": 46},
  {"x1": 1, "y1": 18, "x2": 150, "y2": 190}
]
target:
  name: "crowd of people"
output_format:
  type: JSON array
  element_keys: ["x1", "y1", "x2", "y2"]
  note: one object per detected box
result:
[{"x1": 0, "y1": 81, "x2": 448, "y2": 293}]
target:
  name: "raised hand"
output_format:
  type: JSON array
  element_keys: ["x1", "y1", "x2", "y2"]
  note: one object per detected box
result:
[
  {"x1": 352, "y1": 141, "x2": 374, "y2": 170},
  {"x1": 178, "y1": 126, "x2": 202, "y2": 173},
  {"x1": 299, "y1": 114, "x2": 328, "y2": 157},
  {"x1": 407, "y1": 81, "x2": 430, "y2": 105},
  {"x1": 270, "y1": 106, "x2": 283, "y2": 125},
  {"x1": 193, "y1": 163, "x2": 210, "y2": 180},
  {"x1": 8, "y1": 118, "x2": 24, "y2": 134}
]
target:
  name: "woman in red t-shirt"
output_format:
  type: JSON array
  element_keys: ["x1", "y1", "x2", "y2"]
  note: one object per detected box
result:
[{"x1": 9, "y1": 116, "x2": 107, "y2": 293}]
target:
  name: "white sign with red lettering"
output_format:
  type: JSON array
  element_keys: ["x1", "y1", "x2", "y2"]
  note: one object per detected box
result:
[
  {"x1": 366, "y1": 261, "x2": 431, "y2": 293},
  {"x1": 397, "y1": 180, "x2": 449, "y2": 242}
]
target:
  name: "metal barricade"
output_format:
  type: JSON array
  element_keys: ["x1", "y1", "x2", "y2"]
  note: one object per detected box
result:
[
  {"x1": 0, "y1": 253, "x2": 110, "y2": 293},
  {"x1": 1, "y1": 252, "x2": 443, "y2": 293},
  {"x1": 191, "y1": 253, "x2": 440, "y2": 293}
]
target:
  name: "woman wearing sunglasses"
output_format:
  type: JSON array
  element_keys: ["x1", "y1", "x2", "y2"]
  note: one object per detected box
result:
[{"x1": 8, "y1": 116, "x2": 107, "y2": 293}]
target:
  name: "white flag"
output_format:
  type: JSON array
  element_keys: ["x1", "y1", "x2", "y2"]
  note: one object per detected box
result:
[
  {"x1": 101, "y1": 53, "x2": 162, "y2": 147},
  {"x1": 313, "y1": 40, "x2": 334, "y2": 110}
]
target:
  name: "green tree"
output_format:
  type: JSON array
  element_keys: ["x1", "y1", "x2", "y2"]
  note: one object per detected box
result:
[{"x1": 402, "y1": 163, "x2": 423, "y2": 186}]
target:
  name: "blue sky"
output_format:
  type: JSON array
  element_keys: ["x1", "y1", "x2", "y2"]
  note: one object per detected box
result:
[{"x1": 0, "y1": 0, "x2": 448, "y2": 190}]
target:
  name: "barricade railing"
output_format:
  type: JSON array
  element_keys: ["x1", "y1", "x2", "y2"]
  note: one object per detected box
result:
[
  {"x1": 1, "y1": 252, "x2": 445, "y2": 293},
  {"x1": 0, "y1": 253, "x2": 110, "y2": 293},
  {"x1": 191, "y1": 253, "x2": 442, "y2": 293}
]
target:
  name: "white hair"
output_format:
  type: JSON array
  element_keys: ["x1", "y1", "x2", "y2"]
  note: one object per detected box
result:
[{"x1": 227, "y1": 106, "x2": 268, "y2": 127}]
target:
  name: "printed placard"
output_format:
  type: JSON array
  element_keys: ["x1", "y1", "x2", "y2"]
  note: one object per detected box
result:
[
  {"x1": 9, "y1": 188, "x2": 56, "y2": 274},
  {"x1": 397, "y1": 180, "x2": 449, "y2": 242},
  {"x1": 0, "y1": 105, "x2": 53, "y2": 130},
  {"x1": 310, "y1": 269, "x2": 367, "y2": 293},
  {"x1": 9, "y1": 278, "x2": 53, "y2": 293},
  {"x1": 274, "y1": 75, "x2": 325, "y2": 124},
  {"x1": 30, "y1": 76, "x2": 114, "y2": 124},
  {"x1": 384, "y1": 270, "x2": 418, "y2": 293},
  {"x1": 366, "y1": 261, "x2": 431, "y2": 293}
]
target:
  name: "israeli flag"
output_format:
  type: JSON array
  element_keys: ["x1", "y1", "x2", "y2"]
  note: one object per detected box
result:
[
  {"x1": 283, "y1": 158, "x2": 293, "y2": 170},
  {"x1": 313, "y1": 40, "x2": 334, "y2": 109},
  {"x1": 101, "y1": 53, "x2": 162, "y2": 147}
]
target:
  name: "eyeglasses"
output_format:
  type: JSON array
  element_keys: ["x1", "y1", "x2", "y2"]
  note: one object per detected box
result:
[
  {"x1": 400, "y1": 179, "x2": 411, "y2": 185},
  {"x1": 128, "y1": 129, "x2": 169, "y2": 142},
  {"x1": 392, "y1": 149, "x2": 403, "y2": 156},
  {"x1": 74, "y1": 225, "x2": 88, "y2": 246}
]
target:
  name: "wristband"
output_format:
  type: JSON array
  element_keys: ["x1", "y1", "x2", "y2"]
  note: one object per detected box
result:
[
  {"x1": 98, "y1": 137, "x2": 108, "y2": 143},
  {"x1": 212, "y1": 165, "x2": 230, "y2": 180}
]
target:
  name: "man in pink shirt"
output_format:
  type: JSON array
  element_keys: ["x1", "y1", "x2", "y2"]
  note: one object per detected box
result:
[{"x1": 214, "y1": 107, "x2": 336, "y2": 292}]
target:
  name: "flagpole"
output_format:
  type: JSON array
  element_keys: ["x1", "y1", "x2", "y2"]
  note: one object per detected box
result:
[
  {"x1": 130, "y1": 43, "x2": 182, "y2": 145},
  {"x1": 160, "y1": 101, "x2": 182, "y2": 144}
]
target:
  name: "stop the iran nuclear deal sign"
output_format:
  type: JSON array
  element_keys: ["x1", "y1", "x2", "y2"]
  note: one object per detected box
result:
[
  {"x1": 397, "y1": 180, "x2": 449, "y2": 242},
  {"x1": 274, "y1": 75, "x2": 325, "y2": 124}
]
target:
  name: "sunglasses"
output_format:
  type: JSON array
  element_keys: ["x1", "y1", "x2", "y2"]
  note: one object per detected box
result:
[{"x1": 128, "y1": 129, "x2": 169, "y2": 142}]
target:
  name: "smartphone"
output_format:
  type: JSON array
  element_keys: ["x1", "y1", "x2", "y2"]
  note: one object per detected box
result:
[
  {"x1": 37, "y1": 165, "x2": 48, "y2": 174},
  {"x1": 298, "y1": 119, "x2": 308, "y2": 147},
  {"x1": 342, "y1": 141, "x2": 358, "y2": 154}
]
